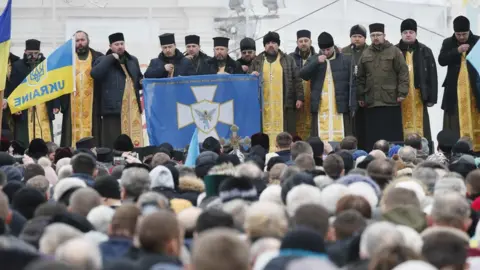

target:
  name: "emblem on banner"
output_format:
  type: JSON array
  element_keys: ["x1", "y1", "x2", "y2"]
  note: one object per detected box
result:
[{"x1": 27, "y1": 61, "x2": 47, "y2": 86}]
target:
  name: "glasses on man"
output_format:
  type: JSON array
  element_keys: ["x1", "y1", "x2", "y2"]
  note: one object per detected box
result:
[
  {"x1": 370, "y1": 33, "x2": 384, "y2": 38},
  {"x1": 241, "y1": 50, "x2": 255, "y2": 55}
]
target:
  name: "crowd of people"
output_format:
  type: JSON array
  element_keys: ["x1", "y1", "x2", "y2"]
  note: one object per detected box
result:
[{"x1": 0, "y1": 125, "x2": 476, "y2": 269}]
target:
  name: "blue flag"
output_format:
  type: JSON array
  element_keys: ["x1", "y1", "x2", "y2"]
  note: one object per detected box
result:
[
  {"x1": 143, "y1": 75, "x2": 261, "y2": 149},
  {"x1": 184, "y1": 128, "x2": 200, "y2": 167},
  {"x1": 467, "y1": 40, "x2": 480, "y2": 74}
]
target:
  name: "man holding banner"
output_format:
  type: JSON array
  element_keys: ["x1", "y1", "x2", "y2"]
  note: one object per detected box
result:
[
  {"x1": 6, "y1": 39, "x2": 60, "y2": 146},
  {"x1": 91, "y1": 32, "x2": 144, "y2": 148}
]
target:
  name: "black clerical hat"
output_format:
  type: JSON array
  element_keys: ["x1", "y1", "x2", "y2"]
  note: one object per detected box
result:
[
  {"x1": 76, "y1": 136, "x2": 95, "y2": 149},
  {"x1": 369, "y1": 23, "x2": 385, "y2": 34},
  {"x1": 159, "y1": 33, "x2": 175, "y2": 46},
  {"x1": 350, "y1": 25, "x2": 367, "y2": 38},
  {"x1": 96, "y1": 147, "x2": 113, "y2": 163},
  {"x1": 454, "y1": 16, "x2": 470, "y2": 32},
  {"x1": 240, "y1": 37, "x2": 256, "y2": 51},
  {"x1": 108, "y1": 33, "x2": 124, "y2": 44},
  {"x1": 297, "y1": 30, "x2": 311, "y2": 39},
  {"x1": 263, "y1": 31, "x2": 280, "y2": 46},
  {"x1": 318, "y1": 32, "x2": 334, "y2": 49},
  {"x1": 213, "y1": 37, "x2": 230, "y2": 48},
  {"x1": 401, "y1": 19, "x2": 417, "y2": 33},
  {"x1": 25, "y1": 39, "x2": 40, "y2": 51},
  {"x1": 185, "y1": 35, "x2": 200, "y2": 45}
]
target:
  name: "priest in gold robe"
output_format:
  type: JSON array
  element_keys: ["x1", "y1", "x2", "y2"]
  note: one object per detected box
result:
[
  {"x1": 5, "y1": 39, "x2": 60, "y2": 147},
  {"x1": 289, "y1": 30, "x2": 315, "y2": 140},
  {"x1": 439, "y1": 16, "x2": 480, "y2": 151},
  {"x1": 299, "y1": 32, "x2": 355, "y2": 142},
  {"x1": 396, "y1": 19, "x2": 437, "y2": 141},
  {"x1": 60, "y1": 31, "x2": 103, "y2": 148},
  {"x1": 91, "y1": 33, "x2": 144, "y2": 148},
  {"x1": 249, "y1": 31, "x2": 304, "y2": 151}
]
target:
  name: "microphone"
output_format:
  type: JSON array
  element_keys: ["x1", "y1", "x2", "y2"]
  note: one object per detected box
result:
[{"x1": 350, "y1": 44, "x2": 356, "y2": 50}]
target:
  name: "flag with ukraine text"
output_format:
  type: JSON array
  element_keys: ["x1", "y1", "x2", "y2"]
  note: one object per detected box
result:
[
  {"x1": 7, "y1": 38, "x2": 75, "y2": 113},
  {"x1": 0, "y1": 0, "x2": 12, "y2": 91}
]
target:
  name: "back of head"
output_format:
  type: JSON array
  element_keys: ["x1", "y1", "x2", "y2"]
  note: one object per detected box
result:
[
  {"x1": 244, "y1": 201, "x2": 288, "y2": 240},
  {"x1": 69, "y1": 188, "x2": 101, "y2": 217},
  {"x1": 398, "y1": 146, "x2": 416, "y2": 164},
  {"x1": 367, "y1": 158, "x2": 395, "y2": 189},
  {"x1": 110, "y1": 204, "x2": 141, "y2": 238},
  {"x1": 360, "y1": 221, "x2": 404, "y2": 259},
  {"x1": 276, "y1": 132, "x2": 293, "y2": 150},
  {"x1": 151, "y1": 152, "x2": 171, "y2": 168},
  {"x1": 202, "y1": 136, "x2": 222, "y2": 154},
  {"x1": 404, "y1": 133, "x2": 422, "y2": 150},
  {"x1": 286, "y1": 184, "x2": 322, "y2": 217},
  {"x1": 196, "y1": 209, "x2": 235, "y2": 234},
  {"x1": 39, "y1": 223, "x2": 83, "y2": 255},
  {"x1": 373, "y1": 140, "x2": 389, "y2": 155},
  {"x1": 340, "y1": 136, "x2": 357, "y2": 150},
  {"x1": 336, "y1": 194, "x2": 373, "y2": 219},
  {"x1": 120, "y1": 167, "x2": 151, "y2": 199},
  {"x1": 422, "y1": 229, "x2": 469, "y2": 269},
  {"x1": 431, "y1": 192, "x2": 470, "y2": 230},
  {"x1": 281, "y1": 172, "x2": 315, "y2": 204},
  {"x1": 337, "y1": 150, "x2": 354, "y2": 174},
  {"x1": 93, "y1": 175, "x2": 121, "y2": 200},
  {"x1": 382, "y1": 187, "x2": 420, "y2": 211},
  {"x1": 12, "y1": 187, "x2": 47, "y2": 220},
  {"x1": 24, "y1": 164, "x2": 45, "y2": 182},
  {"x1": 281, "y1": 227, "x2": 326, "y2": 254},
  {"x1": 291, "y1": 141, "x2": 313, "y2": 161},
  {"x1": 294, "y1": 153, "x2": 316, "y2": 172},
  {"x1": 412, "y1": 167, "x2": 439, "y2": 194},
  {"x1": 86, "y1": 205, "x2": 115, "y2": 234},
  {"x1": 466, "y1": 169, "x2": 480, "y2": 195},
  {"x1": 293, "y1": 204, "x2": 329, "y2": 238},
  {"x1": 138, "y1": 210, "x2": 180, "y2": 254},
  {"x1": 368, "y1": 245, "x2": 420, "y2": 270},
  {"x1": 323, "y1": 154, "x2": 344, "y2": 180},
  {"x1": 307, "y1": 137, "x2": 324, "y2": 157},
  {"x1": 55, "y1": 237, "x2": 102, "y2": 270},
  {"x1": 192, "y1": 228, "x2": 249, "y2": 270},
  {"x1": 71, "y1": 153, "x2": 97, "y2": 176},
  {"x1": 26, "y1": 175, "x2": 50, "y2": 197},
  {"x1": 333, "y1": 209, "x2": 367, "y2": 240}
]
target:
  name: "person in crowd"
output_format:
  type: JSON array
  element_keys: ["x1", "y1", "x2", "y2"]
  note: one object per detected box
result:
[
  {"x1": 290, "y1": 30, "x2": 315, "y2": 139},
  {"x1": 184, "y1": 34, "x2": 211, "y2": 75},
  {"x1": 61, "y1": 31, "x2": 103, "y2": 148},
  {"x1": 396, "y1": 19, "x2": 437, "y2": 141},
  {"x1": 91, "y1": 32, "x2": 144, "y2": 148},
  {"x1": 300, "y1": 31, "x2": 355, "y2": 141},
  {"x1": 439, "y1": 15, "x2": 480, "y2": 151},
  {"x1": 250, "y1": 31, "x2": 304, "y2": 142},
  {"x1": 206, "y1": 37, "x2": 243, "y2": 74},
  {"x1": 145, "y1": 33, "x2": 194, "y2": 78},
  {"x1": 356, "y1": 23, "x2": 409, "y2": 151},
  {"x1": 6, "y1": 39, "x2": 60, "y2": 146},
  {"x1": 236, "y1": 37, "x2": 257, "y2": 73}
]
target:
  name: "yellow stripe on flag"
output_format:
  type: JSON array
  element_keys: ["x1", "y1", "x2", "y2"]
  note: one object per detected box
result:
[{"x1": 0, "y1": 40, "x2": 10, "y2": 91}]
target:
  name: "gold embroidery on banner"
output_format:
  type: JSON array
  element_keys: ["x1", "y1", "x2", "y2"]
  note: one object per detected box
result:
[
  {"x1": 71, "y1": 52, "x2": 94, "y2": 147},
  {"x1": 28, "y1": 103, "x2": 52, "y2": 142},
  {"x1": 401, "y1": 51, "x2": 424, "y2": 137},
  {"x1": 296, "y1": 58, "x2": 312, "y2": 140},
  {"x1": 318, "y1": 58, "x2": 344, "y2": 142},
  {"x1": 120, "y1": 64, "x2": 144, "y2": 147},
  {"x1": 457, "y1": 52, "x2": 480, "y2": 151},
  {"x1": 262, "y1": 55, "x2": 284, "y2": 152}
]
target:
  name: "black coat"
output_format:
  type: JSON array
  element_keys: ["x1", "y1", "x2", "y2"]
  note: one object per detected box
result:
[
  {"x1": 236, "y1": 57, "x2": 254, "y2": 74},
  {"x1": 6, "y1": 56, "x2": 60, "y2": 121},
  {"x1": 144, "y1": 49, "x2": 195, "y2": 78},
  {"x1": 299, "y1": 50, "x2": 356, "y2": 113},
  {"x1": 189, "y1": 51, "x2": 212, "y2": 75},
  {"x1": 289, "y1": 46, "x2": 316, "y2": 68},
  {"x1": 396, "y1": 40, "x2": 438, "y2": 105},
  {"x1": 91, "y1": 50, "x2": 143, "y2": 115},
  {"x1": 206, "y1": 56, "x2": 243, "y2": 75},
  {"x1": 438, "y1": 32, "x2": 480, "y2": 112}
]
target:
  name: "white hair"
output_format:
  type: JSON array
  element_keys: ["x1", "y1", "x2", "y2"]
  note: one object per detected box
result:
[
  {"x1": 360, "y1": 221, "x2": 404, "y2": 259},
  {"x1": 244, "y1": 201, "x2": 288, "y2": 239},
  {"x1": 235, "y1": 162, "x2": 263, "y2": 180},
  {"x1": 56, "y1": 157, "x2": 72, "y2": 174},
  {"x1": 38, "y1": 157, "x2": 52, "y2": 167},
  {"x1": 57, "y1": 165, "x2": 73, "y2": 181},
  {"x1": 121, "y1": 167, "x2": 151, "y2": 198},
  {"x1": 39, "y1": 223, "x2": 83, "y2": 255},
  {"x1": 431, "y1": 193, "x2": 470, "y2": 226},
  {"x1": 55, "y1": 237, "x2": 102, "y2": 270},
  {"x1": 286, "y1": 184, "x2": 322, "y2": 217},
  {"x1": 369, "y1": 150, "x2": 386, "y2": 159},
  {"x1": 347, "y1": 182, "x2": 378, "y2": 209},
  {"x1": 321, "y1": 183, "x2": 350, "y2": 214},
  {"x1": 313, "y1": 175, "x2": 334, "y2": 190},
  {"x1": 53, "y1": 177, "x2": 87, "y2": 201},
  {"x1": 392, "y1": 260, "x2": 437, "y2": 270},
  {"x1": 86, "y1": 205, "x2": 115, "y2": 234},
  {"x1": 223, "y1": 199, "x2": 251, "y2": 230},
  {"x1": 177, "y1": 207, "x2": 202, "y2": 232},
  {"x1": 395, "y1": 225, "x2": 423, "y2": 254},
  {"x1": 398, "y1": 146, "x2": 416, "y2": 164},
  {"x1": 259, "y1": 185, "x2": 283, "y2": 205},
  {"x1": 395, "y1": 180, "x2": 426, "y2": 206},
  {"x1": 412, "y1": 167, "x2": 439, "y2": 194},
  {"x1": 434, "y1": 177, "x2": 467, "y2": 197}
]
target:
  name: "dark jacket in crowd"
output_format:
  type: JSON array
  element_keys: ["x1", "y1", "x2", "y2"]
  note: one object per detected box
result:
[
  {"x1": 249, "y1": 50, "x2": 305, "y2": 109},
  {"x1": 289, "y1": 46, "x2": 316, "y2": 69},
  {"x1": 438, "y1": 32, "x2": 480, "y2": 112},
  {"x1": 396, "y1": 40, "x2": 438, "y2": 105},
  {"x1": 91, "y1": 50, "x2": 143, "y2": 116},
  {"x1": 206, "y1": 56, "x2": 243, "y2": 75},
  {"x1": 356, "y1": 41, "x2": 409, "y2": 108},
  {"x1": 189, "y1": 51, "x2": 212, "y2": 75},
  {"x1": 144, "y1": 49, "x2": 195, "y2": 78},
  {"x1": 299, "y1": 48, "x2": 356, "y2": 113},
  {"x1": 236, "y1": 57, "x2": 254, "y2": 74},
  {"x1": 176, "y1": 176, "x2": 204, "y2": 206},
  {"x1": 99, "y1": 237, "x2": 133, "y2": 264},
  {"x1": 135, "y1": 251, "x2": 183, "y2": 270},
  {"x1": 342, "y1": 44, "x2": 369, "y2": 67},
  {"x1": 6, "y1": 55, "x2": 60, "y2": 122}
]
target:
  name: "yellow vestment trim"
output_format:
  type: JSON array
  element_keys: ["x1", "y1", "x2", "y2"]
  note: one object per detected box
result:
[
  {"x1": 401, "y1": 51, "x2": 424, "y2": 137},
  {"x1": 296, "y1": 58, "x2": 312, "y2": 140},
  {"x1": 262, "y1": 54, "x2": 284, "y2": 152},
  {"x1": 71, "y1": 52, "x2": 94, "y2": 147},
  {"x1": 318, "y1": 57, "x2": 344, "y2": 142},
  {"x1": 28, "y1": 103, "x2": 52, "y2": 142},
  {"x1": 120, "y1": 64, "x2": 144, "y2": 147},
  {"x1": 457, "y1": 52, "x2": 480, "y2": 151}
]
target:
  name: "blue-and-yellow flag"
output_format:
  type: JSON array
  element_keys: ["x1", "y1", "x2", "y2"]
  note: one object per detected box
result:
[
  {"x1": 7, "y1": 38, "x2": 75, "y2": 113},
  {"x1": 0, "y1": 0, "x2": 12, "y2": 91}
]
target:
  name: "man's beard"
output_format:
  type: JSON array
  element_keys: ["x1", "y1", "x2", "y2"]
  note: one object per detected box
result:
[
  {"x1": 76, "y1": 46, "x2": 89, "y2": 54},
  {"x1": 216, "y1": 55, "x2": 226, "y2": 62},
  {"x1": 265, "y1": 48, "x2": 277, "y2": 56}
]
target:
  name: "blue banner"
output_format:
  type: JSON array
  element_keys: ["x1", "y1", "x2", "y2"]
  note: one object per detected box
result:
[{"x1": 143, "y1": 75, "x2": 261, "y2": 149}]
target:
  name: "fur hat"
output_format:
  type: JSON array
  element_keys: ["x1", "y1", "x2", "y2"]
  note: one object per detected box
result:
[
  {"x1": 240, "y1": 37, "x2": 256, "y2": 51},
  {"x1": 350, "y1": 24, "x2": 367, "y2": 38},
  {"x1": 218, "y1": 176, "x2": 258, "y2": 203},
  {"x1": 113, "y1": 134, "x2": 134, "y2": 152},
  {"x1": 401, "y1": 18, "x2": 417, "y2": 33},
  {"x1": 53, "y1": 177, "x2": 87, "y2": 202},
  {"x1": 27, "y1": 139, "x2": 48, "y2": 160},
  {"x1": 263, "y1": 31, "x2": 280, "y2": 46}
]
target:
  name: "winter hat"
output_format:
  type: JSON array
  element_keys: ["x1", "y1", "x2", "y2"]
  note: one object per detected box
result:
[
  {"x1": 280, "y1": 227, "x2": 326, "y2": 254},
  {"x1": 12, "y1": 187, "x2": 47, "y2": 220},
  {"x1": 19, "y1": 215, "x2": 52, "y2": 249},
  {"x1": 297, "y1": 29, "x2": 311, "y2": 39},
  {"x1": 202, "y1": 137, "x2": 221, "y2": 154},
  {"x1": 388, "y1": 145, "x2": 401, "y2": 158},
  {"x1": 195, "y1": 151, "x2": 219, "y2": 179},
  {"x1": 185, "y1": 34, "x2": 200, "y2": 46},
  {"x1": 251, "y1": 133, "x2": 270, "y2": 152},
  {"x1": 27, "y1": 139, "x2": 48, "y2": 160},
  {"x1": 352, "y1": 150, "x2": 368, "y2": 160},
  {"x1": 307, "y1": 137, "x2": 324, "y2": 157},
  {"x1": 170, "y1": 198, "x2": 193, "y2": 214},
  {"x1": 263, "y1": 31, "x2": 281, "y2": 46},
  {"x1": 449, "y1": 154, "x2": 477, "y2": 178},
  {"x1": 159, "y1": 33, "x2": 175, "y2": 45},
  {"x1": 337, "y1": 174, "x2": 381, "y2": 197},
  {"x1": 437, "y1": 129, "x2": 458, "y2": 148},
  {"x1": 94, "y1": 175, "x2": 121, "y2": 199},
  {"x1": 50, "y1": 212, "x2": 94, "y2": 233},
  {"x1": 1, "y1": 165, "x2": 22, "y2": 182},
  {"x1": 113, "y1": 134, "x2": 134, "y2": 152},
  {"x1": 240, "y1": 37, "x2": 256, "y2": 51},
  {"x1": 164, "y1": 164, "x2": 180, "y2": 189},
  {"x1": 43, "y1": 166, "x2": 58, "y2": 186},
  {"x1": 75, "y1": 136, "x2": 95, "y2": 150},
  {"x1": 347, "y1": 182, "x2": 379, "y2": 208},
  {"x1": 218, "y1": 176, "x2": 258, "y2": 203},
  {"x1": 10, "y1": 140, "x2": 26, "y2": 155},
  {"x1": 54, "y1": 147, "x2": 73, "y2": 164},
  {"x1": 452, "y1": 141, "x2": 472, "y2": 154},
  {"x1": 150, "y1": 165, "x2": 174, "y2": 189},
  {"x1": 454, "y1": 15, "x2": 470, "y2": 32},
  {"x1": 356, "y1": 155, "x2": 375, "y2": 169},
  {"x1": 369, "y1": 23, "x2": 385, "y2": 33},
  {"x1": 213, "y1": 37, "x2": 230, "y2": 48},
  {"x1": 216, "y1": 154, "x2": 241, "y2": 166},
  {"x1": 401, "y1": 18, "x2": 417, "y2": 33},
  {"x1": 281, "y1": 172, "x2": 316, "y2": 204},
  {"x1": 350, "y1": 24, "x2": 367, "y2": 38},
  {"x1": 0, "y1": 152, "x2": 15, "y2": 167},
  {"x1": 318, "y1": 32, "x2": 334, "y2": 49},
  {"x1": 53, "y1": 177, "x2": 87, "y2": 202},
  {"x1": 337, "y1": 150, "x2": 354, "y2": 174},
  {"x1": 2, "y1": 181, "x2": 25, "y2": 203},
  {"x1": 259, "y1": 185, "x2": 283, "y2": 205}
]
